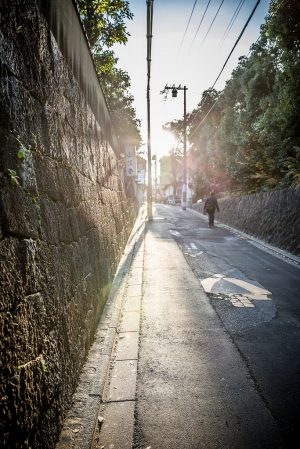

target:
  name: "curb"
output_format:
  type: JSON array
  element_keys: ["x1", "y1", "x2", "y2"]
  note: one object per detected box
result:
[
  {"x1": 187, "y1": 207, "x2": 300, "y2": 266},
  {"x1": 56, "y1": 205, "x2": 147, "y2": 449}
]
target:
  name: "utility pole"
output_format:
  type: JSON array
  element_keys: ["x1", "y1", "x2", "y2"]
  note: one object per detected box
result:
[
  {"x1": 183, "y1": 86, "x2": 187, "y2": 210},
  {"x1": 155, "y1": 151, "x2": 157, "y2": 203},
  {"x1": 162, "y1": 85, "x2": 187, "y2": 210},
  {"x1": 152, "y1": 153, "x2": 157, "y2": 202},
  {"x1": 146, "y1": 0, "x2": 154, "y2": 220}
]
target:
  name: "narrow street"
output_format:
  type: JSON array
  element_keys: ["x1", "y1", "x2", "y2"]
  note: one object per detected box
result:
[{"x1": 90, "y1": 204, "x2": 300, "y2": 449}]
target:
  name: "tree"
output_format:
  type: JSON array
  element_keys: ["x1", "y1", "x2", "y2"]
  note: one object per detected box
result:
[
  {"x1": 100, "y1": 67, "x2": 141, "y2": 143},
  {"x1": 188, "y1": 89, "x2": 224, "y2": 196},
  {"x1": 77, "y1": 0, "x2": 133, "y2": 49},
  {"x1": 169, "y1": 0, "x2": 300, "y2": 196},
  {"x1": 159, "y1": 152, "x2": 183, "y2": 198},
  {"x1": 77, "y1": 0, "x2": 141, "y2": 147}
]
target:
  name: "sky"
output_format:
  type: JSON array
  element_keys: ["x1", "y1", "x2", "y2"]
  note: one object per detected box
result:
[{"x1": 112, "y1": 0, "x2": 271, "y2": 160}]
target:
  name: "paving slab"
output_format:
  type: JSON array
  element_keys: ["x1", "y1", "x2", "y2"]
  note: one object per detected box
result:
[
  {"x1": 128, "y1": 267, "x2": 143, "y2": 280},
  {"x1": 106, "y1": 360, "x2": 137, "y2": 402},
  {"x1": 132, "y1": 253, "x2": 144, "y2": 261},
  {"x1": 130, "y1": 261, "x2": 144, "y2": 269},
  {"x1": 116, "y1": 332, "x2": 139, "y2": 360},
  {"x1": 93, "y1": 401, "x2": 135, "y2": 449},
  {"x1": 119, "y1": 311, "x2": 140, "y2": 332},
  {"x1": 123, "y1": 296, "x2": 141, "y2": 312},
  {"x1": 126, "y1": 276, "x2": 143, "y2": 286},
  {"x1": 125, "y1": 283, "x2": 142, "y2": 296}
]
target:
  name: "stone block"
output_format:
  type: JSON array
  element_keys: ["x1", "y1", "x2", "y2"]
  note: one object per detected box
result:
[
  {"x1": 0, "y1": 1, "x2": 138, "y2": 446},
  {"x1": 95, "y1": 401, "x2": 135, "y2": 449}
]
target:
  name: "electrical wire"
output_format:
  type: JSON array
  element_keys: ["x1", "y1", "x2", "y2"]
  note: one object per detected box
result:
[
  {"x1": 189, "y1": 0, "x2": 262, "y2": 139},
  {"x1": 179, "y1": 0, "x2": 198, "y2": 52},
  {"x1": 246, "y1": 0, "x2": 285, "y2": 57},
  {"x1": 177, "y1": 0, "x2": 281, "y2": 134},
  {"x1": 219, "y1": 0, "x2": 246, "y2": 48},
  {"x1": 189, "y1": 0, "x2": 284, "y2": 134},
  {"x1": 199, "y1": 0, "x2": 225, "y2": 50},
  {"x1": 188, "y1": 0, "x2": 212, "y2": 52}
]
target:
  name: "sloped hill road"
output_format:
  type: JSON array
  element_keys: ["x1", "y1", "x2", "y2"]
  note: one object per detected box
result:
[
  {"x1": 59, "y1": 203, "x2": 300, "y2": 449},
  {"x1": 131, "y1": 204, "x2": 300, "y2": 449}
]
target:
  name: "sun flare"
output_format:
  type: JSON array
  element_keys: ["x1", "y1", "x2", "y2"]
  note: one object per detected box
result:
[{"x1": 153, "y1": 130, "x2": 175, "y2": 158}]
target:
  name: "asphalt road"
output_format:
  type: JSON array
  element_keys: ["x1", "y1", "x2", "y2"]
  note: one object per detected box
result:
[{"x1": 133, "y1": 204, "x2": 300, "y2": 449}]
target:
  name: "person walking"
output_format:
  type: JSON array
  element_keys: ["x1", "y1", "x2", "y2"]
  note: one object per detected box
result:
[{"x1": 204, "y1": 191, "x2": 220, "y2": 228}]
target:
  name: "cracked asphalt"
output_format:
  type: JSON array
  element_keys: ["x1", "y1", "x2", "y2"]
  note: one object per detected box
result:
[
  {"x1": 132, "y1": 204, "x2": 299, "y2": 449},
  {"x1": 57, "y1": 204, "x2": 300, "y2": 449}
]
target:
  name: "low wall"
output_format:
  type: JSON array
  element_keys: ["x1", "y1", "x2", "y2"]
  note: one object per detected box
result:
[
  {"x1": 196, "y1": 188, "x2": 300, "y2": 256},
  {"x1": 0, "y1": 1, "x2": 137, "y2": 447}
]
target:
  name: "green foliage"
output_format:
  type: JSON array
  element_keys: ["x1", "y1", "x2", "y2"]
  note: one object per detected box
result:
[
  {"x1": 13, "y1": 133, "x2": 27, "y2": 159},
  {"x1": 8, "y1": 169, "x2": 19, "y2": 186},
  {"x1": 31, "y1": 133, "x2": 37, "y2": 150},
  {"x1": 11, "y1": 130, "x2": 37, "y2": 159},
  {"x1": 77, "y1": 0, "x2": 133, "y2": 48},
  {"x1": 160, "y1": 151, "x2": 183, "y2": 195},
  {"x1": 17, "y1": 149, "x2": 26, "y2": 160},
  {"x1": 100, "y1": 66, "x2": 141, "y2": 144},
  {"x1": 77, "y1": 0, "x2": 141, "y2": 147},
  {"x1": 284, "y1": 147, "x2": 300, "y2": 187},
  {"x1": 166, "y1": 0, "x2": 300, "y2": 196}
]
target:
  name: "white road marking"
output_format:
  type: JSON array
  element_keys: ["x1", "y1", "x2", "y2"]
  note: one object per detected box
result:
[
  {"x1": 225, "y1": 278, "x2": 271, "y2": 300},
  {"x1": 169, "y1": 230, "x2": 181, "y2": 236},
  {"x1": 201, "y1": 275, "x2": 272, "y2": 307},
  {"x1": 201, "y1": 278, "x2": 220, "y2": 292},
  {"x1": 190, "y1": 243, "x2": 197, "y2": 249}
]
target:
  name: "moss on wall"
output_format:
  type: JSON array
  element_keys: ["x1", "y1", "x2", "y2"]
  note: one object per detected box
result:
[{"x1": 0, "y1": 1, "x2": 137, "y2": 447}]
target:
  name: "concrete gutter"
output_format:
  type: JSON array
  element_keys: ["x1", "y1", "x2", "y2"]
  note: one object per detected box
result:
[{"x1": 56, "y1": 205, "x2": 147, "y2": 449}]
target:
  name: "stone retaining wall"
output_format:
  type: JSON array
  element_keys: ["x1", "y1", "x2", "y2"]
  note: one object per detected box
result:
[
  {"x1": 197, "y1": 188, "x2": 300, "y2": 256},
  {"x1": 0, "y1": 1, "x2": 137, "y2": 447}
]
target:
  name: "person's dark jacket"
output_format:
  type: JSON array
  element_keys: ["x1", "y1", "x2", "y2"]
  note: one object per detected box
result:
[{"x1": 204, "y1": 195, "x2": 220, "y2": 213}]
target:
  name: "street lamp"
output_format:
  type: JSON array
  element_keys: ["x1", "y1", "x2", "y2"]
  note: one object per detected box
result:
[{"x1": 162, "y1": 84, "x2": 187, "y2": 210}]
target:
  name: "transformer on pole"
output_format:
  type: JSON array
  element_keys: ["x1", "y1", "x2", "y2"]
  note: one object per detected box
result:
[{"x1": 162, "y1": 84, "x2": 188, "y2": 210}]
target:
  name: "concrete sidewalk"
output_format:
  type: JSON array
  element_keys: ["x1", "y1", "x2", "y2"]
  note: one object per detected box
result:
[
  {"x1": 57, "y1": 205, "x2": 284, "y2": 449},
  {"x1": 56, "y1": 206, "x2": 146, "y2": 449}
]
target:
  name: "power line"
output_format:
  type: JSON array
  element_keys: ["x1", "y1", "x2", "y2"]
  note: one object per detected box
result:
[
  {"x1": 179, "y1": 0, "x2": 198, "y2": 52},
  {"x1": 199, "y1": 0, "x2": 225, "y2": 50},
  {"x1": 219, "y1": 0, "x2": 246, "y2": 48},
  {"x1": 189, "y1": 0, "x2": 262, "y2": 139},
  {"x1": 191, "y1": 93, "x2": 223, "y2": 137},
  {"x1": 246, "y1": 0, "x2": 285, "y2": 57},
  {"x1": 188, "y1": 0, "x2": 212, "y2": 52},
  {"x1": 189, "y1": 0, "x2": 284, "y2": 135}
]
